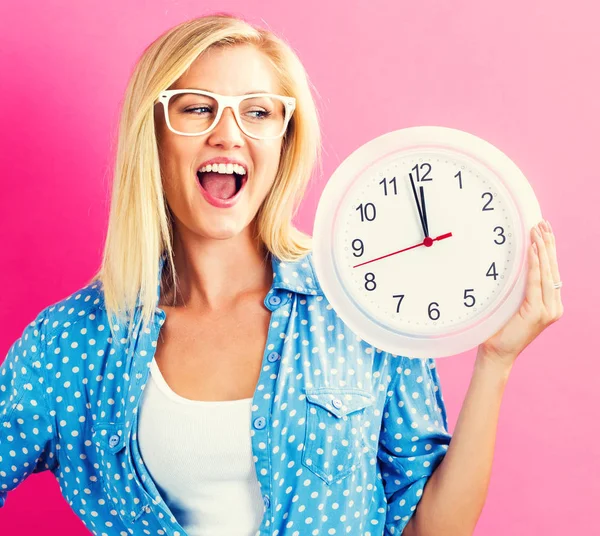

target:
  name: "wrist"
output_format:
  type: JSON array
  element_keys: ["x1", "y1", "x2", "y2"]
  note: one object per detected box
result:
[{"x1": 475, "y1": 345, "x2": 516, "y2": 380}]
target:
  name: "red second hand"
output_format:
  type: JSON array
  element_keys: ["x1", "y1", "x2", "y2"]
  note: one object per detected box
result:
[{"x1": 352, "y1": 232, "x2": 453, "y2": 268}]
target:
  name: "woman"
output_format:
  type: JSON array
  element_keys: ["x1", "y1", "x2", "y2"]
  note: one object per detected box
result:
[{"x1": 0, "y1": 13, "x2": 563, "y2": 536}]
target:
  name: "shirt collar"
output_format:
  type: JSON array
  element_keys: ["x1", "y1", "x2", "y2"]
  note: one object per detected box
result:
[{"x1": 139, "y1": 249, "x2": 323, "y2": 309}]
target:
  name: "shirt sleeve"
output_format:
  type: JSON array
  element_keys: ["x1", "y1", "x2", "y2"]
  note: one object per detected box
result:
[
  {"x1": 0, "y1": 309, "x2": 58, "y2": 507},
  {"x1": 378, "y1": 355, "x2": 452, "y2": 535}
]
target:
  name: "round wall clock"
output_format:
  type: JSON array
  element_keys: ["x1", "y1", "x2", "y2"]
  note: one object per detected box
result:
[{"x1": 312, "y1": 126, "x2": 542, "y2": 359}]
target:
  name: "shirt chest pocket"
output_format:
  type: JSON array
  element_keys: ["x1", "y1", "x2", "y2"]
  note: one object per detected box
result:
[
  {"x1": 91, "y1": 422, "x2": 153, "y2": 524},
  {"x1": 301, "y1": 387, "x2": 376, "y2": 485}
]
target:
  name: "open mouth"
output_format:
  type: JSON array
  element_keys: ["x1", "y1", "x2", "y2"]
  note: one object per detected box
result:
[{"x1": 196, "y1": 170, "x2": 246, "y2": 200}]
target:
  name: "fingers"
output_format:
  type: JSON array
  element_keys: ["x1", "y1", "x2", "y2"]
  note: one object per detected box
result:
[
  {"x1": 540, "y1": 220, "x2": 564, "y2": 318},
  {"x1": 531, "y1": 223, "x2": 553, "y2": 310},
  {"x1": 540, "y1": 220, "x2": 561, "y2": 290},
  {"x1": 531, "y1": 220, "x2": 563, "y2": 319},
  {"x1": 526, "y1": 227, "x2": 543, "y2": 310}
]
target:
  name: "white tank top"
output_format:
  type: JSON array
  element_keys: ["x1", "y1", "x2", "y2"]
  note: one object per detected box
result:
[{"x1": 137, "y1": 358, "x2": 264, "y2": 536}]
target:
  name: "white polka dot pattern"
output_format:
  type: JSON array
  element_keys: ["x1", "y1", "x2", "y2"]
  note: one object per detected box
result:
[{"x1": 0, "y1": 250, "x2": 452, "y2": 535}]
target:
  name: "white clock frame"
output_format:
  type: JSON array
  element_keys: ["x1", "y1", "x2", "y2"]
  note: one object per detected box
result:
[{"x1": 312, "y1": 126, "x2": 542, "y2": 359}]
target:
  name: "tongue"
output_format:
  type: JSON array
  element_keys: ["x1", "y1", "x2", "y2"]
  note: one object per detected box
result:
[{"x1": 199, "y1": 172, "x2": 237, "y2": 200}]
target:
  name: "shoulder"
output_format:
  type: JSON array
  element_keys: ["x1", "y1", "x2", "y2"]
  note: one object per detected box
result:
[{"x1": 34, "y1": 280, "x2": 108, "y2": 343}]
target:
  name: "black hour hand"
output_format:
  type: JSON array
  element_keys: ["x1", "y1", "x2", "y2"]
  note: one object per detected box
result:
[{"x1": 420, "y1": 185, "x2": 430, "y2": 237}]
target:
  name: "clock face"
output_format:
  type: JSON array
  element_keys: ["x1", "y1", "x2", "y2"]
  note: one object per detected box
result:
[
  {"x1": 313, "y1": 127, "x2": 542, "y2": 358},
  {"x1": 334, "y1": 148, "x2": 524, "y2": 338}
]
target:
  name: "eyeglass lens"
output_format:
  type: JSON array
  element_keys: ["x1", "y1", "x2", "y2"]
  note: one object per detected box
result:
[{"x1": 167, "y1": 93, "x2": 287, "y2": 138}]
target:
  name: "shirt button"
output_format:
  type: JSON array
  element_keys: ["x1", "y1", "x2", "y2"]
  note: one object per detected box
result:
[
  {"x1": 253, "y1": 417, "x2": 266, "y2": 430},
  {"x1": 263, "y1": 495, "x2": 270, "y2": 509},
  {"x1": 108, "y1": 434, "x2": 120, "y2": 448},
  {"x1": 268, "y1": 295, "x2": 281, "y2": 306},
  {"x1": 267, "y1": 351, "x2": 280, "y2": 362},
  {"x1": 332, "y1": 398, "x2": 343, "y2": 409}
]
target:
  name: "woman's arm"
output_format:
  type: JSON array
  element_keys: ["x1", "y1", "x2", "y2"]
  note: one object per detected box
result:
[
  {"x1": 403, "y1": 347, "x2": 512, "y2": 536},
  {"x1": 0, "y1": 308, "x2": 58, "y2": 508},
  {"x1": 404, "y1": 220, "x2": 563, "y2": 536}
]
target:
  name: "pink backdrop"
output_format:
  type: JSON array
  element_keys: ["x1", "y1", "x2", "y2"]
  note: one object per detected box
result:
[{"x1": 1, "y1": 0, "x2": 597, "y2": 534}]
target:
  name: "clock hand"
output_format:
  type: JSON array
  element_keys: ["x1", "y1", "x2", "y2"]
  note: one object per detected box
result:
[
  {"x1": 409, "y1": 173, "x2": 428, "y2": 238},
  {"x1": 352, "y1": 231, "x2": 453, "y2": 268},
  {"x1": 419, "y1": 185, "x2": 430, "y2": 238}
]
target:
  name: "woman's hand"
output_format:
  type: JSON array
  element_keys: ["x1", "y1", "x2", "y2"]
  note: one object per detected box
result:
[{"x1": 478, "y1": 219, "x2": 564, "y2": 369}]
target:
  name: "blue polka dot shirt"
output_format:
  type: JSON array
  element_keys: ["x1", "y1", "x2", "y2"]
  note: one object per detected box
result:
[{"x1": 0, "y1": 250, "x2": 452, "y2": 535}]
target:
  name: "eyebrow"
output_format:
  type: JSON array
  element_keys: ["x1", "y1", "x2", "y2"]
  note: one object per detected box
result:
[{"x1": 187, "y1": 88, "x2": 273, "y2": 95}]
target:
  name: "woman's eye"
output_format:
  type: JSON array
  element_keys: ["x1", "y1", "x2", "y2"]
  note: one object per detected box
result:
[
  {"x1": 247, "y1": 109, "x2": 271, "y2": 119},
  {"x1": 185, "y1": 106, "x2": 212, "y2": 114}
]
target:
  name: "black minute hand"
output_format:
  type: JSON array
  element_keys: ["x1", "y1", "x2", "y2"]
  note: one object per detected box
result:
[{"x1": 409, "y1": 173, "x2": 428, "y2": 239}]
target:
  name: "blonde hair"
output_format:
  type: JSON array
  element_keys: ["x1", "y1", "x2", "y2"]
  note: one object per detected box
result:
[{"x1": 88, "y1": 13, "x2": 323, "y2": 340}]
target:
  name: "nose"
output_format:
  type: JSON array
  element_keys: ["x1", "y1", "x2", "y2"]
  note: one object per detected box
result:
[{"x1": 207, "y1": 106, "x2": 244, "y2": 148}]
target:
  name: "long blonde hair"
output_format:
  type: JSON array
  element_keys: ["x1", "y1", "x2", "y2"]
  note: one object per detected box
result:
[{"x1": 89, "y1": 13, "x2": 323, "y2": 340}]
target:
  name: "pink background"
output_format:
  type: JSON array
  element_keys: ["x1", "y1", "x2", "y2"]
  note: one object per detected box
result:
[{"x1": 1, "y1": 0, "x2": 597, "y2": 534}]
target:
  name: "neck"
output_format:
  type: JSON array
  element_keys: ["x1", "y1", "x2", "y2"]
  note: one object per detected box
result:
[{"x1": 159, "y1": 220, "x2": 273, "y2": 313}]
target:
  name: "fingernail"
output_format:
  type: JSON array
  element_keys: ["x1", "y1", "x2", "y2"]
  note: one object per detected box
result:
[
  {"x1": 540, "y1": 221, "x2": 549, "y2": 233},
  {"x1": 546, "y1": 220, "x2": 553, "y2": 233},
  {"x1": 535, "y1": 226, "x2": 542, "y2": 236}
]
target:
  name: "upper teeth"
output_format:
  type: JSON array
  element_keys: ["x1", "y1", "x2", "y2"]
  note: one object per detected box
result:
[{"x1": 198, "y1": 163, "x2": 247, "y2": 175}]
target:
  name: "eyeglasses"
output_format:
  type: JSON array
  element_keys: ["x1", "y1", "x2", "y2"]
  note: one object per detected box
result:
[{"x1": 155, "y1": 89, "x2": 296, "y2": 140}]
